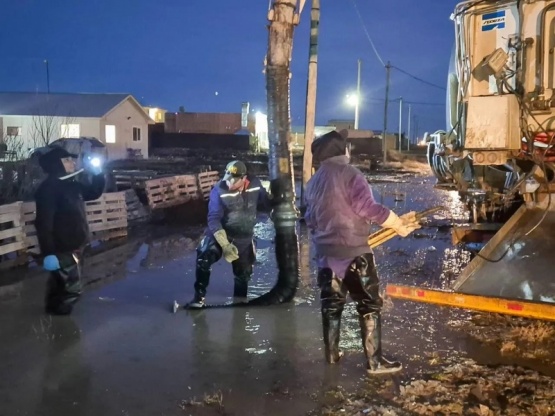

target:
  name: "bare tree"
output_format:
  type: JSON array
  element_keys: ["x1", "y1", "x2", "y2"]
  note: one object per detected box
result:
[
  {"x1": 0, "y1": 132, "x2": 36, "y2": 203},
  {"x1": 1, "y1": 131, "x2": 26, "y2": 160},
  {"x1": 29, "y1": 114, "x2": 76, "y2": 148}
]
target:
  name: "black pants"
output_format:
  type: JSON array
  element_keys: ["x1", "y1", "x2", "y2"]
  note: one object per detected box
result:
[
  {"x1": 194, "y1": 235, "x2": 255, "y2": 297},
  {"x1": 45, "y1": 251, "x2": 83, "y2": 315},
  {"x1": 318, "y1": 253, "x2": 382, "y2": 364},
  {"x1": 319, "y1": 253, "x2": 382, "y2": 317}
]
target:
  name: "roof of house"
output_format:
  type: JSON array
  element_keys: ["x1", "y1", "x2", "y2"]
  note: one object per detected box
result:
[{"x1": 0, "y1": 92, "x2": 135, "y2": 118}]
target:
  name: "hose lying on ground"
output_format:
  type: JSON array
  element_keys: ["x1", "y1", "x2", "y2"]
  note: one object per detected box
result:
[
  {"x1": 182, "y1": 227, "x2": 299, "y2": 310},
  {"x1": 179, "y1": 206, "x2": 443, "y2": 311}
]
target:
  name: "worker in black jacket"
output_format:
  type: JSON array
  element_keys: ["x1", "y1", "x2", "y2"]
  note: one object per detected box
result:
[{"x1": 35, "y1": 146, "x2": 105, "y2": 315}]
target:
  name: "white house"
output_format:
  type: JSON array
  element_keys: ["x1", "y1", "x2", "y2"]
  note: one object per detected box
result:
[{"x1": 0, "y1": 92, "x2": 154, "y2": 161}]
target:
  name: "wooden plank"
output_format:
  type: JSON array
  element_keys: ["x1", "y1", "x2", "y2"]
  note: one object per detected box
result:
[
  {"x1": 97, "y1": 193, "x2": 127, "y2": 202},
  {"x1": 0, "y1": 240, "x2": 25, "y2": 257},
  {"x1": 0, "y1": 213, "x2": 22, "y2": 226},
  {"x1": 86, "y1": 212, "x2": 126, "y2": 222},
  {"x1": 0, "y1": 227, "x2": 23, "y2": 241},
  {"x1": 89, "y1": 220, "x2": 128, "y2": 233},
  {"x1": 0, "y1": 202, "x2": 22, "y2": 216}
]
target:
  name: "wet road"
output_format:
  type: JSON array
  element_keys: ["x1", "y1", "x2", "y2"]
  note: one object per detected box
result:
[{"x1": 0, "y1": 174, "x2": 495, "y2": 416}]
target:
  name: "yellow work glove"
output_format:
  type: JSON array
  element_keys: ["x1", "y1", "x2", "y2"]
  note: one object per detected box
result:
[
  {"x1": 213, "y1": 229, "x2": 240, "y2": 263},
  {"x1": 381, "y1": 211, "x2": 421, "y2": 237}
]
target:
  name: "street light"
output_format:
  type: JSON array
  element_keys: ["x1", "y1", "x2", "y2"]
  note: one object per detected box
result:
[
  {"x1": 346, "y1": 59, "x2": 362, "y2": 129},
  {"x1": 346, "y1": 93, "x2": 359, "y2": 107},
  {"x1": 345, "y1": 93, "x2": 359, "y2": 129}
]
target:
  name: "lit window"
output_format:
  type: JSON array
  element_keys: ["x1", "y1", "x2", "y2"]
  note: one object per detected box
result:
[
  {"x1": 6, "y1": 126, "x2": 21, "y2": 136},
  {"x1": 133, "y1": 127, "x2": 141, "y2": 142},
  {"x1": 105, "y1": 125, "x2": 116, "y2": 143},
  {"x1": 61, "y1": 124, "x2": 80, "y2": 138}
]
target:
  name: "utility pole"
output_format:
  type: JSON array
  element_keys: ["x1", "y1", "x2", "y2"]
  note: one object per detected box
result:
[
  {"x1": 354, "y1": 58, "x2": 361, "y2": 129},
  {"x1": 414, "y1": 115, "x2": 419, "y2": 144},
  {"x1": 382, "y1": 61, "x2": 391, "y2": 164},
  {"x1": 398, "y1": 97, "x2": 403, "y2": 152},
  {"x1": 301, "y1": 0, "x2": 320, "y2": 206},
  {"x1": 407, "y1": 104, "x2": 412, "y2": 151},
  {"x1": 265, "y1": 0, "x2": 300, "y2": 304},
  {"x1": 44, "y1": 59, "x2": 50, "y2": 93}
]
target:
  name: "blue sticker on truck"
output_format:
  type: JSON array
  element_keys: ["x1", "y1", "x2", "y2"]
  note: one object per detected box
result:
[{"x1": 482, "y1": 10, "x2": 506, "y2": 31}]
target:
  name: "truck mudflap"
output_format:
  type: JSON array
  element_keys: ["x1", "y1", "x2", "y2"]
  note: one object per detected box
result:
[{"x1": 451, "y1": 198, "x2": 555, "y2": 304}]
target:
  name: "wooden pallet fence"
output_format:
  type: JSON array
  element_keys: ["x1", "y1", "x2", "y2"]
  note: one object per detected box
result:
[
  {"x1": 112, "y1": 170, "x2": 158, "y2": 191},
  {"x1": 145, "y1": 175, "x2": 198, "y2": 209},
  {"x1": 85, "y1": 192, "x2": 128, "y2": 240},
  {"x1": 0, "y1": 202, "x2": 25, "y2": 258},
  {"x1": 21, "y1": 201, "x2": 40, "y2": 254},
  {"x1": 197, "y1": 171, "x2": 220, "y2": 200}
]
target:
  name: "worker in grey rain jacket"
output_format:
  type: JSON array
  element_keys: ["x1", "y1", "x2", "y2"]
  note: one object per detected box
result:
[
  {"x1": 305, "y1": 130, "x2": 421, "y2": 375},
  {"x1": 187, "y1": 160, "x2": 270, "y2": 309}
]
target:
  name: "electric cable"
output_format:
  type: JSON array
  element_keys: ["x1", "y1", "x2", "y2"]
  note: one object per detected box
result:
[
  {"x1": 348, "y1": 0, "x2": 385, "y2": 67},
  {"x1": 390, "y1": 65, "x2": 447, "y2": 91}
]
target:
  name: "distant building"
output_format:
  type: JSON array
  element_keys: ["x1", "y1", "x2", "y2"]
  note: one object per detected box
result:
[
  {"x1": 0, "y1": 92, "x2": 153, "y2": 161},
  {"x1": 165, "y1": 112, "x2": 245, "y2": 135},
  {"x1": 162, "y1": 102, "x2": 273, "y2": 152},
  {"x1": 144, "y1": 106, "x2": 166, "y2": 124},
  {"x1": 291, "y1": 125, "x2": 336, "y2": 148},
  {"x1": 373, "y1": 130, "x2": 406, "y2": 151},
  {"x1": 327, "y1": 119, "x2": 356, "y2": 131}
]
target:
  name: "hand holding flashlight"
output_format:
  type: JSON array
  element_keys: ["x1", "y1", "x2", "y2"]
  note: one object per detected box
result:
[{"x1": 84, "y1": 154, "x2": 104, "y2": 175}]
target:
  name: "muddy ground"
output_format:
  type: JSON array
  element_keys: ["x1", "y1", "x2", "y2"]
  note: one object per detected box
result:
[{"x1": 1, "y1": 160, "x2": 555, "y2": 416}]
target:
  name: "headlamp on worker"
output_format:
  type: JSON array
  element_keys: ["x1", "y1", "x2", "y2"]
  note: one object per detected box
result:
[{"x1": 223, "y1": 160, "x2": 247, "y2": 190}]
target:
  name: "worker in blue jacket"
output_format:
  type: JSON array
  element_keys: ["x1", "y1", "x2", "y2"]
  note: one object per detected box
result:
[{"x1": 187, "y1": 160, "x2": 270, "y2": 308}]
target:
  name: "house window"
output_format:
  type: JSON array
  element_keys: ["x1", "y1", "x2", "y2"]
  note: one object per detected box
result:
[
  {"x1": 61, "y1": 124, "x2": 80, "y2": 138},
  {"x1": 6, "y1": 126, "x2": 21, "y2": 136},
  {"x1": 133, "y1": 127, "x2": 141, "y2": 142},
  {"x1": 105, "y1": 125, "x2": 116, "y2": 143}
]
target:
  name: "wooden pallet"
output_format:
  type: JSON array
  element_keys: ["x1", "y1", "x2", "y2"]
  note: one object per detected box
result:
[
  {"x1": 145, "y1": 175, "x2": 199, "y2": 209},
  {"x1": 112, "y1": 170, "x2": 158, "y2": 191},
  {"x1": 0, "y1": 202, "x2": 25, "y2": 257},
  {"x1": 21, "y1": 201, "x2": 40, "y2": 255},
  {"x1": 197, "y1": 171, "x2": 220, "y2": 200},
  {"x1": 85, "y1": 192, "x2": 128, "y2": 240}
]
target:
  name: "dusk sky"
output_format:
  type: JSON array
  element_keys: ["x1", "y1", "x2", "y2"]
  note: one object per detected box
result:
[{"x1": 0, "y1": 0, "x2": 458, "y2": 137}]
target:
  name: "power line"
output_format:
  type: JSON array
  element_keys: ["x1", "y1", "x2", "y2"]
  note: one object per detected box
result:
[
  {"x1": 365, "y1": 97, "x2": 444, "y2": 106},
  {"x1": 349, "y1": 0, "x2": 385, "y2": 67},
  {"x1": 391, "y1": 65, "x2": 447, "y2": 91},
  {"x1": 404, "y1": 100, "x2": 444, "y2": 106},
  {"x1": 348, "y1": 0, "x2": 447, "y2": 92}
]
